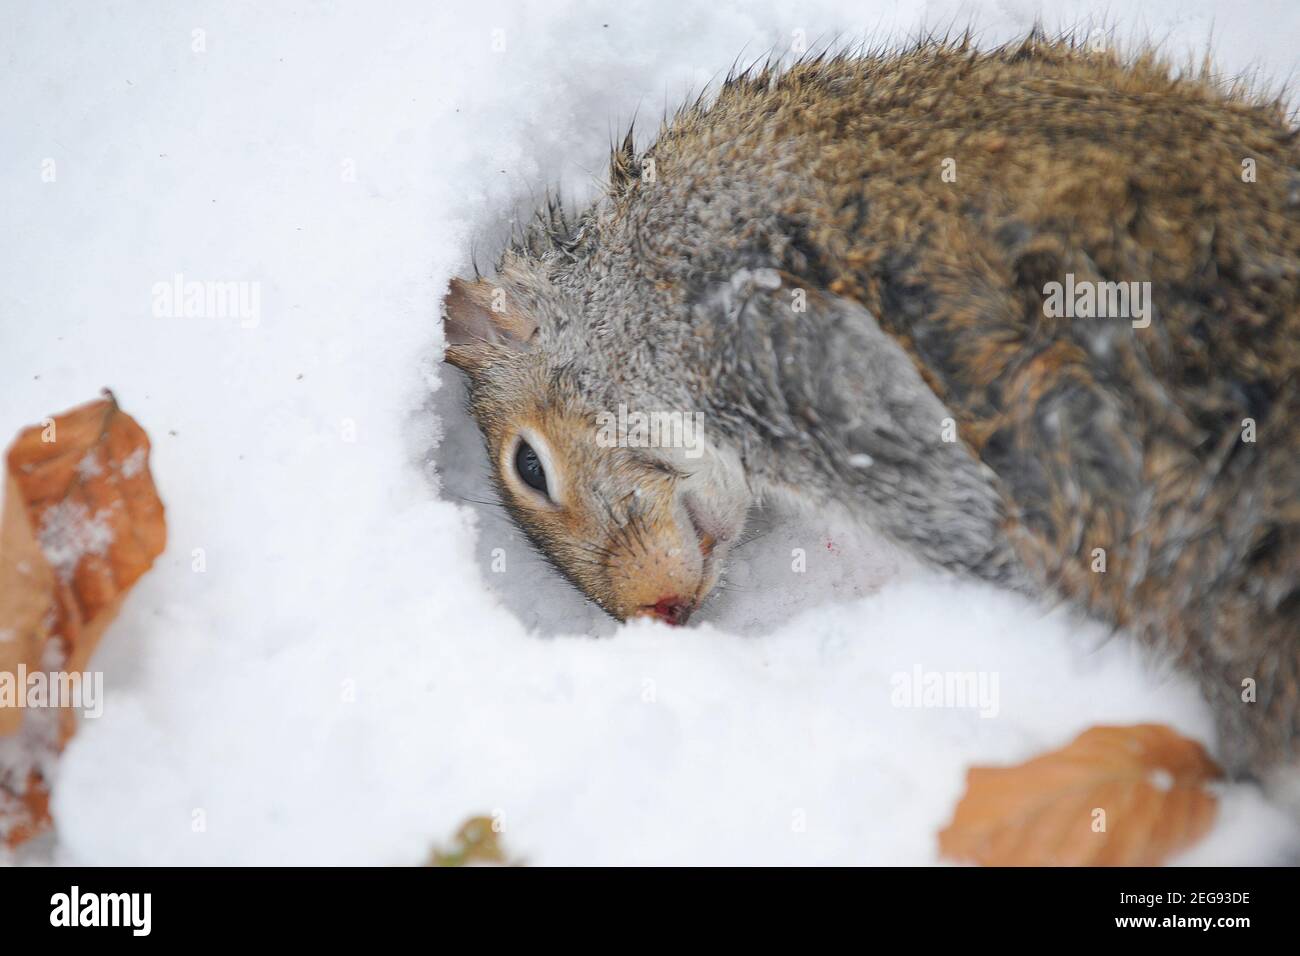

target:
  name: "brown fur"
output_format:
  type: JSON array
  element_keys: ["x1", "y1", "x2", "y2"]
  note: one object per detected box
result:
[{"x1": 445, "y1": 34, "x2": 1300, "y2": 788}]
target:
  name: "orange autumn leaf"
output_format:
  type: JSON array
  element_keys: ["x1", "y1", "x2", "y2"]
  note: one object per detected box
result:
[
  {"x1": 0, "y1": 391, "x2": 166, "y2": 846},
  {"x1": 939, "y1": 723, "x2": 1222, "y2": 867}
]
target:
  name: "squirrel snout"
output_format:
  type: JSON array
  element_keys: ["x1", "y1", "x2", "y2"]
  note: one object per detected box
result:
[{"x1": 641, "y1": 597, "x2": 693, "y2": 626}]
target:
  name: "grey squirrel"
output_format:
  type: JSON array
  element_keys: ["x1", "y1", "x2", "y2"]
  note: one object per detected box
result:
[{"x1": 442, "y1": 35, "x2": 1299, "y2": 802}]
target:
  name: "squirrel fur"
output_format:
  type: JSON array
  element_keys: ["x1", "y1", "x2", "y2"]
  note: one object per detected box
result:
[{"x1": 442, "y1": 34, "x2": 1300, "y2": 798}]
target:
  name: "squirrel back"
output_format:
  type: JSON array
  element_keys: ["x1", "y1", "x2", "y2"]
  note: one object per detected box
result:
[{"x1": 443, "y1": 35, "x2": 1300, "y2": 790}]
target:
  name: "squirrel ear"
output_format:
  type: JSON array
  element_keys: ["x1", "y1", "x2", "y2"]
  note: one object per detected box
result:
[{"x1": 441, "y1": 277, "x2": 537, "y2": 373}]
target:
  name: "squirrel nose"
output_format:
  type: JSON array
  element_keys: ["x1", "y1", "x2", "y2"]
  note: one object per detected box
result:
[{"x1": 646, "y1": 597, "x2": 693, "y2": 626}]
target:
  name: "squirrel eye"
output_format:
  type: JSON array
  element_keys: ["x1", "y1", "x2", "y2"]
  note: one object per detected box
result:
[{"x1": 514, "y1": 440, "x2": 549, "y2": 496}]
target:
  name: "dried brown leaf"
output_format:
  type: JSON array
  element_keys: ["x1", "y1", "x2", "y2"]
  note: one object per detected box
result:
[
  {"x1": 939, "y1": 723, "x2": 1222, "y2": 866},
  {"x1": 0, "y1": 391, "x2": 166, "y2": 845}
]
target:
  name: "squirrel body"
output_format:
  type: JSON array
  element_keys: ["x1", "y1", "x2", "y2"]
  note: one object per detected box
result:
[{"x1": 443, "y1": 36, "x2": 1299, "y2": 793}]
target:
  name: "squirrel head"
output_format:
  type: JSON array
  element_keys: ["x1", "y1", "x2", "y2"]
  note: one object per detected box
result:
[{"x1": 441, "y1": 275, "x2": 751, "y2": 625}]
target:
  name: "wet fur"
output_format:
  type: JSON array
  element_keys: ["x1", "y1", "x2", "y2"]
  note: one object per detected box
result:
[{"x1": 446, "y1": 32, "x2": 1300, "y2": 795}]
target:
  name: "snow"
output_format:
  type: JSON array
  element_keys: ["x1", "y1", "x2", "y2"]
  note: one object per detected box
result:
[
  {"x1": 36, "y1": 501, "x2": 114, "y2": 582},
  {"x1": 75, "y1": 451, "x2": 103, "y2": 480},
  {"x1": 2, "y1": 0, "x2": 1298, "y2": 864},
  {"x1": 117, "y1": 446, "x2": 146, "y2": 479}
]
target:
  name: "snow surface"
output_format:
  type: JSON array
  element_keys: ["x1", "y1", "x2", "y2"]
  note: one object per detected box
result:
[{"x1": 2, "y1": 0, "x2": 1298, "y2": 865}]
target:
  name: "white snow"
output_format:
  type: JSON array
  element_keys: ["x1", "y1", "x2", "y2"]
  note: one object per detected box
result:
[
  {"x1": 1, "y1": 0, "x2": 1297, "y2": 864},
  {"x1": 118, "y1": 446, "x2": 146, "y2": 479},
  {"x1": 36, "y1": 501, "x2": 114, "y2": 582},
  {"x1": 75, "y1": 451, "x2": 103, "y2": 480}
]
